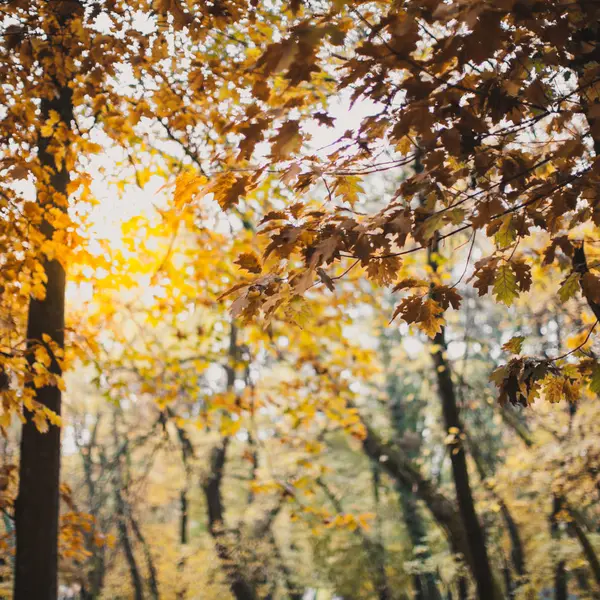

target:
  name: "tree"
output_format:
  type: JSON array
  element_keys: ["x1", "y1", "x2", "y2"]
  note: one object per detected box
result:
[
  {"x1": 216, "y1": 0, "x2": 600, "y2": 409},
  {"x1": 0, "y1": 1, "x2": 310, "y2": 595}
]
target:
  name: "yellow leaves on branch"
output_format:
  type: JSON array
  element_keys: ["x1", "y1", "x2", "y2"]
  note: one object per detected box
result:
[
  {"x1": 391, "y1": 284, "x2": 461, "y2": 338},
  {"x1": 173, "y1": 169, "x2": 263, "y2": 212},
  {"x1": 392, "y1": 295, "x2": 445, "y2": 338},
  {"x1": 542, "y1": 374, "x2": 581, "y2": 405}
]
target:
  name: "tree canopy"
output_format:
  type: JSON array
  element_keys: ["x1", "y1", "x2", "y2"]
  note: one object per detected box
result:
[{"x1": 0, "y1": 1, "x2": 599, "y2": 599}]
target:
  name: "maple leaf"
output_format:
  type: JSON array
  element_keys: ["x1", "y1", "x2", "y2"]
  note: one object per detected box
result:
[
  {"x1": 419, "y1": 298, "x2": 444, "y2": 338},
  {"x1": 581, "y1": 272, "x2": 600, "y2": 304},
  {"x1": 542, "y1": 375, "x2": 565, "y2": 404},
  {"x1": 235, "y1": 252, "x2": 262, "y2": 274},
  {"x1": 432, "y1": 285, "x2": 462, "y2": 310},
  {"x1": 270, "y1": 120, "x2": 303, "y2": 160},
  {"x1": 392, "y1": 277, "x2": 428, "y2": 292},
  {"x1": 589, "y1": 363, "x2": 600, "y2": 395},
  {"x1": 494, "y1": 215, "x2": 517, "y2": 248},
  {"x1": 392, "y1": 295, "x2": 444, "y2": 338},
  {"x1": 502, "y1": 336, "x2": 525, "y2": 354},
  {"x1": 512, "y1": 259, "x2": 532, "y2": 292},
  {"x1": 558, "y1": 273, "x2": 581, "y2": 303},
  {"x1": 314, "y1": 111, "x2": 335, "y2": 127},
  {"x1": 366, "y1": 257, "x2": 401, "y2": 285}
]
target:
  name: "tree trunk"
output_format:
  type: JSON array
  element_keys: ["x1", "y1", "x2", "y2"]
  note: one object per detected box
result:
[
  {"x1": 130, "y1": 513, "x2": 160, "y2": 600},
  {"x1": 14, "y1": 82, "x2": 73, "y2": 600},
  {"x1": 359, "y1": 420, "x2": 473, "y2": 571},
  {"x1": 180, "y1": 490, "x2": 188, "y2": 546},
  {"x1": 468, "y1": 433, "x2": 526, "y2": 583},
  {"x1": 551, "y1": 495, "x2": 568, "y2": 600},
  {"x1": 432, "y1": 328, "x2": 497, "y2": 600},
  {"x1": 398, "y1": 489, "x2": 442, "y2": 600},
  {"x1": 202, "y1": 438, "x2": 258, "y2": 600},
  {"x1": 112, "y1": 414, "x2": 144, "y2": 600},
  {"x1": 568, "y1": 507, "x2": 600, "y2": 588}
]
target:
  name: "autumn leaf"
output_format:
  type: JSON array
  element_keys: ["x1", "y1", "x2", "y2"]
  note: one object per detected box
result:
[
  {"x1": 493, "y1": 264, "x2": 518, "y2": 306},
  {"x1": 366, "y1": 257, "x2": 401, "y2": 285},
  {"x1": 419, "y1": 298, "x2": 444, "y2": 338},
  {"x1": 502, "y1": 336, "x2": 525, "y2": 354},
  {"x1": 270, "y1": 120, "x2": 303, "y2": 160},
  {"x1": 558, "y1": 272, "x2": 581, "y2": 303},
  {"x1": 235, "y1": 252, "x2": 262, "y2": 274}
]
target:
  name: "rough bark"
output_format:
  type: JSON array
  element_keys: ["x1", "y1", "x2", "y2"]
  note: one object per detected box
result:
[{"x1": 14, "y1": 83, "x2": 73, "y2": 600}]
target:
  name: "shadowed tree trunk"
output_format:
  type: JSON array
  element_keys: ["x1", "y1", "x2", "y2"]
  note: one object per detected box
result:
[
  {"x1": 202, "y1": 438, "x2": 258, "y2": 600},
  {"x1": 14, "y1": 78, "x2": 73, "y2": 600},
  {"x1": 386, "y1": 375, "x2": 442, "y2": 600},
  {"x1": 130, "y1": 512, "x2": 160, "y2": 600},
  {"x1": 202, "y1": 322, "x2": 257, "y2": 600},
  {"x1": 551, "y1": 495, "x2": 568, "y2": 600},
  {"x1": 467, "y1": 433, "x2": 526, "y2": 592},
  {"x1": 432, "y1": 326, "x2": 497, "y2": 600},
  {"x1": 112, "y1": 414, "x2": 144, "y2": 600},
  {"x1": 397, "y1": 489, "x2": 443, "y2": 600},
  {"x1": 318, "y1": 477, "x2": 391, "y2": 600},
  {"x1": 358, "y1": 418, "x2": 474, "y2": 574}
]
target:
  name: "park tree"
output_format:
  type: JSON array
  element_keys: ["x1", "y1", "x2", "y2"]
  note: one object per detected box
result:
[{"x1": 0, "y1": 0, "x2": 320, "y2": 597}]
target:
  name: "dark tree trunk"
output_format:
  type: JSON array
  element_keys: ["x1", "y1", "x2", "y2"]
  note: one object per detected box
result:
[
  {"x1": 14, "y1": 83, "x2": 73, "y2": 600},
  {"x1": 398, "y1": 488, "x2": 442, "y2": 600},
  {"x1": 180, "y1": 490, "x2": 188, "y2": 545},
  {"x1": 569, "y1": 508, "x2": 600, "y2": 587},
  {"x1": 203, "y1": 438, "x2": 257, "y2": 600},
  {"x1": 551, "y1": 495, "x2": 568, "y2": 600},
  {"x1": 468, "y1": 433, "x2": 526, "y2": 587},
  {"x1": 359, "y1": 418, "x2": 474, "y2": 574},
  {"x1": 78, "y1": 416, "x2": 106, "y2": 599},
  {"x1": 432, "y1": 328, "x2": 497, "y2": 600},
  {"x1": 130, "y1": 513, "x2": 160, "y2": 600}
]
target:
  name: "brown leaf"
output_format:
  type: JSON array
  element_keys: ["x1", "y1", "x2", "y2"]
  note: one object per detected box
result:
[{"x1": 235, "y1": 252, "x2": 262, "y2": 274}]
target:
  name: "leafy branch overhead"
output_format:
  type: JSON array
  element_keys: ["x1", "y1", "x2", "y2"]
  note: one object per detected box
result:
[{"x1": 184, "y1": 0, "x2": 600, "y2": 407}]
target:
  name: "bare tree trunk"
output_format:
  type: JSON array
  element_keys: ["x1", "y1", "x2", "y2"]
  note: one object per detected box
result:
[
  {"x1": 202, "y1": 438, "x2": 257, "y2": 600},
  {"x1": 551, "y1": 495, "x2": 568, "y2": 600},
  {"x1": 468, "y1": 434, "x2": 526, "y2": 585},
  {"x1": 130, "y1": 513, "x2": 160, "y2": 600},
  {"x1": 115, "y1": 485, "x2": 144, "y2": 600},
  {"x1": 112, "y1": 414, "x2": 144, "y2": 600},
  {"x1": 359, "y1": 417, "x2": 474, "y2": 575},
  {"x1": 568, "y1": 509, "x2": 600, "y2": 588},
  {"x1": 14, "y1": 81, "x2": 73, "y2": 600},
  {"x1": 77, "y1": 415, "x2": 106, "y2": 598},
  {"x1": 432, "y1": 327, "x2": 497, "y2": 600}
]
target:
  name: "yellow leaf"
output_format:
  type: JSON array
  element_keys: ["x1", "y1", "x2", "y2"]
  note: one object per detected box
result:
[{"x1": 493, "y1": 264, "x2": 518, "y2": 306}]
